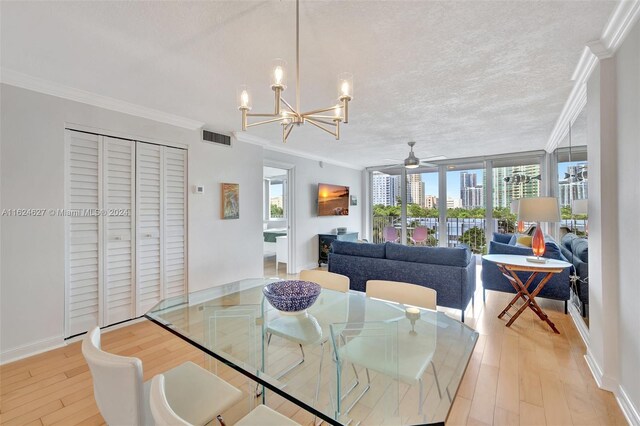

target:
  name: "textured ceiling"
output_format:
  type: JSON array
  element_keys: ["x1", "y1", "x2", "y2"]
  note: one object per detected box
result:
[{"x1": 1, "y1": 1, "x2": 615, "y2": 168}]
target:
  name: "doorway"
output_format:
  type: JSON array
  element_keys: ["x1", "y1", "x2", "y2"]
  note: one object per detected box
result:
[{"x1": 263, "y1": 165, "x2": 293, "y2": 277}]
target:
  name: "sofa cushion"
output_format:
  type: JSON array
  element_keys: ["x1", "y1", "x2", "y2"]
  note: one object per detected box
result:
[
  {"x1": 330, "y1": 240, "x2": 385, "y2": 258},
  {"x1": 561, "y1": 233, "x2": 580, "y2": 250},
  {"x1": 573, "y1": 239, "x2": 588, "y2": 263},
  {"x1": 508, "y1": 234, "x2": 518, "y2": 245},
  {"x1": 384, "y1": 242, "x2": 471, "y2": 267},
  {"x1": 493, "y1": 233, "x2": 513, "y2": 245}
]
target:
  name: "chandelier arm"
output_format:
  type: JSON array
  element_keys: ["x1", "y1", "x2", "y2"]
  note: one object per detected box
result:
[
  {"x1": 300, "y1": 105, "x2": 341, "y2": 117},
  {"x1": 247, "y1": 112, "x2": 280, "y2": 117},
  {"x1": 306, "y1": 117, "x2": 337, "y2": 126},
  {"x1": 247, "y1": 117, "x2": 288, "y2": 128},
  {"x1": 306, "y1": 118, "x2": 337, "y2": 137},
  {"x1": 280, "y1": 98, "x2": 298, "y2": 114},
  {"x1": 283, "y1": 122, "x2": 294, "y2": 142},
  {"x1": 306, "y1": 115, "x2": 340, "y2": 120}
]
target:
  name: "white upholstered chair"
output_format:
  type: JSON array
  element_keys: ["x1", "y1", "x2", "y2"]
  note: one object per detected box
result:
[
  {"x1": 82, "y1": 327, "x2": 243, "y2": 425},
  {"x1": 150, "y1": 374, "x2": 300, "y2": 426},
  {"x1": 336, "y1": 280, "x2": 442, "y2": 416},
  {"x1": 299, "y1": 269, "x2": 350, "y2": 293}
]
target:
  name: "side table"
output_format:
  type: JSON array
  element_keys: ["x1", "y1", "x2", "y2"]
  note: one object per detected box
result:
[{"x1": 482, "y1": 254, "x2": 572, "y2": 334}]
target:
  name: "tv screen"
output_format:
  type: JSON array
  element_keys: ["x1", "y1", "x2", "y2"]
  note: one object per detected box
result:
[{"x1": 318, "y1": 183, "x2": 349, "y2": 216}]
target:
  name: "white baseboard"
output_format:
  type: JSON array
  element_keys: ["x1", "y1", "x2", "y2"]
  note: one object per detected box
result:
[
  {"x1": 0, "y1": 317, "x2": 148, "y2": 365},
  {"x1": 584, "y1": 349, "x2": 640, "y2": 425},
  {"x1": 0, "y1": 335, "x2": 65, "y2": 365},
  {"x1": 299, "y1": 262, "x2": 322, "y2": 273},
  {"x1": 568, "y1": 303, "x2": 590, "y2": 346},
  {"x1": 617, "y1": 384, "x2": 640, "y2": 426},
  {"x1": 585, "y1": 350, "x2": 617, "y2": 391}
]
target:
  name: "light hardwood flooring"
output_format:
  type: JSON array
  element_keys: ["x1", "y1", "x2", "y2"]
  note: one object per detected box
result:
[{"x1": 0, "y1": 268, "x2": 627, "y2": 426}]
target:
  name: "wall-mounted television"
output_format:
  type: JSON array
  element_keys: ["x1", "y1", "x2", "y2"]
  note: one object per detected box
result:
[{"x1": 318, "y1": 183, "x2": 349, "y2": 216}]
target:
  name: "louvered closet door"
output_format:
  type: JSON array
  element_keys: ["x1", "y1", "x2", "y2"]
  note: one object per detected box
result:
[
  {"x1": 136, "y1": 143, "x2": 163, "y2": 315},
  {"x1": 66, "y1": 131, "x2": 102, "y2": 337},
  {"x1": 163, "y1": 147, "x2": 187, "y2": 298},
  {"x1": 103, "y1": 137, "x2": 136, "y2": 325}
]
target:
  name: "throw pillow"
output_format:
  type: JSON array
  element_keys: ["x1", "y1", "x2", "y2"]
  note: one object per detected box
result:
[{"x1": 516, "y1": 235, "x2": 533, "y2": 247}]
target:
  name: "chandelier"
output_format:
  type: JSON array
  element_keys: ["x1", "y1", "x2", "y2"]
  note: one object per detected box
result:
[{"x1": 237, "y1": 0, "x2": 353, "y2": 143}]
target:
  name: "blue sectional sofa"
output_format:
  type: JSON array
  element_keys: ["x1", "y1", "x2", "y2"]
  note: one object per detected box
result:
[
  {"x1": 327, "y1": 241, "x2": 476, "y2": 321},
  {"x1": 481, "y1": 232, "x2": 571, "y2": 313}
]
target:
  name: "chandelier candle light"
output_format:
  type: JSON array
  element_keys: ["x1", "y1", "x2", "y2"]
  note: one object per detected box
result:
[{"x1": 237, "y1": 0, "x2": 353, "y2": 143}]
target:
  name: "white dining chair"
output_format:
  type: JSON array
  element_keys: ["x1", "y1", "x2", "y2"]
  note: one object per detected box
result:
[
  {"x1": 260, "y1": 270, "x2": 350, "y2": 409},
  {"x1": 82, "y1": 326, "x2": 243, "y2": 426},
  {"x1": 366, "y1": 279, "x2": 437, "y2": 310},
  {"x1": 300, "y1": 269, "x2": 350, "y2": 293},
  {"x1": 336, "y1": 280, "x2": 443, "y2": 416},
  {"x1": 151, "y1": 374, "x2": 300, "y2": 426}
]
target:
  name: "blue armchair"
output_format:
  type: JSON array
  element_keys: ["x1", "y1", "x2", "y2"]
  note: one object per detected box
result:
[{"x1": 481, "y1": 234, "x2": 571, "y2": 313}]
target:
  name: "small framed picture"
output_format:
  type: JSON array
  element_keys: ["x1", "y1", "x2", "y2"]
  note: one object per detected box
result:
[
  {"x1": 350, "y1": 195, "x2": 358, "y2": 206},
  {"x1": 221, "y1": 183, "x2": 239, "y2": 219}
]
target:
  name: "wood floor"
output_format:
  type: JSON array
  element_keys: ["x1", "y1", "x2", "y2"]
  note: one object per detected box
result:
[{"x1": 0, "y1": 270, "x2": 627, "y2": 426}]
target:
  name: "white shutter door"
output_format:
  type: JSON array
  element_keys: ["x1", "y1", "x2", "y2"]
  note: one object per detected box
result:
[
  {"x1": 136, "y1": 143, "x2": 163, "y2": 315},
  {"x1": 163, "y1": 147, "x2": 187, "y2": 298},
  {"x1": 66, "y1": 130, "x2": 102, "y2": 337},
  {"x1": 103, "y1": 137, "x2": 136, "y2": 325}
]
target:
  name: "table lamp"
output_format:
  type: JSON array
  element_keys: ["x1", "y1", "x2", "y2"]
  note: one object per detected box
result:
[
  {"x1": 517, "y1": 197, "x2": 561, "y2": 263},
  {"x1": 510, "y1": 199, "x2": 525, "y2": 233}
]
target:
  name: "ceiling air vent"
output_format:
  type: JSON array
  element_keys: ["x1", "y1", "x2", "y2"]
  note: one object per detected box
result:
[{"x1": 202, "y1": 130, "x2": 231, "y2": 147}]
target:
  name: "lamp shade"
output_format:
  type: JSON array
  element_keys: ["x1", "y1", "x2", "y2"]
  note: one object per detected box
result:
[
  {"x1": 510, "y1": 199, "x2": 520, "y2": 214},
  {"x1": 517, "y1": 197, "x2": 561, "y2": 222},
  {"x1": 572, "y1": 199, "x2": 588, "y2": 215}
]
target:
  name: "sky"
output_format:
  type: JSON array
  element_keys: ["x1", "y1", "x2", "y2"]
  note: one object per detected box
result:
[
  {"x1": 420, "y1": 169, "x2": 484, "y2": 199},
  {"x1": 420, "y1": 161, "x2": 584, "y2": 199}
]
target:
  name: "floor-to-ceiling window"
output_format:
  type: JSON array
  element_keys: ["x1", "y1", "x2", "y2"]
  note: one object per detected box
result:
[
  {"x1": 371, "y1": 169, "x2": 402, "y2": 244},
  {"x1": 369, "y1": 153, "x2": 546, "y2": 255},
  {"x1": 406, "y1": 168, "x2": 439, "y2": 246},
  {"x1": 491, "y1": 157, "x2": 542, "y2": 235},
  {"x1": 445, "y1": 163, "x2": 486, "y2": 253},
  {"x1": 370, "y1": 167, "x2": 439, "y2": 245}
]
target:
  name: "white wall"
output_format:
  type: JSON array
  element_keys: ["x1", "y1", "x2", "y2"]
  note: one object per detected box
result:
[
  {"x1": 586, "y1": 18, "x2": 640, "y2": 422},
  {"x1": 613, "y1": 20, "x2": 640, "y2": 419},
  {"x1": 0, "y1": 84, "x2": 365, "y2": 361},
  {"x1": 263, "y1": 150, "x2": 364, "y2": 271},
  {"x1": 0, "y1": 84, "x2": 264, "y2": 361}
]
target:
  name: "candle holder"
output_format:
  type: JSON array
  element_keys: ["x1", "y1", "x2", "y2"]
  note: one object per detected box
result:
[{"x1": 405, "y1": 307, "x2": 421, "y2": 335}]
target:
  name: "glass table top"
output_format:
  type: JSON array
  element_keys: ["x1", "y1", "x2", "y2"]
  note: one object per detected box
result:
[{"x1": 145, "y1": 278, "x2": 478, "y2": 425}]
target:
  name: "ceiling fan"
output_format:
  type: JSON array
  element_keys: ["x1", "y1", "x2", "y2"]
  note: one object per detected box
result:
[{"x1": 376, "y1": 142, "x2": 446, "y2": 170}]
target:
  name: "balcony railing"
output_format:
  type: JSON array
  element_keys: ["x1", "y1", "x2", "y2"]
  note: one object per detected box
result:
[{"x1": 372, "y1": 216, "x2": 487, "y2": 254}]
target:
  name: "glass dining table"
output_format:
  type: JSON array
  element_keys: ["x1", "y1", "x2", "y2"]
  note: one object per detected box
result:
[{"x1": 145, "y1": 278, "x2": 478, "y2": 426}]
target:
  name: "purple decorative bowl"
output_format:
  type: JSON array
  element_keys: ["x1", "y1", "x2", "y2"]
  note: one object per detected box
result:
[{"x1": 263, "y1": 280, "x2": 322, "y2": 313}]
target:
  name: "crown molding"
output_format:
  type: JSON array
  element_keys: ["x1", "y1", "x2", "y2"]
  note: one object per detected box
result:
[
  {"x1": 601, "y1": 0, "x2": 640, "y2": 54},
  {"x1": 233, "y1": 132, "x2": 364, "y2": 171},
  {"x1": 546, "y1": 0, "x2": 640, "y2": 153},
  {"x1": 0, "y1": 68, "x2": 205, "y2": 130}
]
